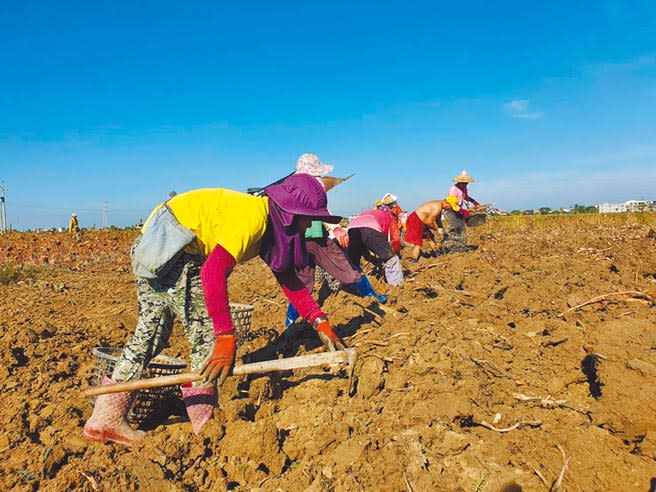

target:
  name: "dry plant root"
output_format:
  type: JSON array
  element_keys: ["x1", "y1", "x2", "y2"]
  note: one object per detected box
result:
[
  {"x1": 557, "y1": 290, "x2": 655, "y2": 317},
  {"x1": 551, "y1": 445, "x2": 570, "y2": 492},
  {"x1": 404, "y1": 473, "x2": 416, "y2": 492},
  {"x1": 353, "y1": 339, "x2": 389, "y2": 347},
  {"x1": 78, "y1": 471, "x2": 99, "y2": 491},
  {"x1": 528, "y1": 462, "x2": 550, "y2": 489},
  {"x1": 513, "y1": 393, "x2": 588, "y2": 414},
  {"x1": 352, "y1": 302, "x2": 385, "y2": 323},
  {"x1": 478, "y1": 420, "x2": 542, "y2": 433},
  {"x1": 526, "y1": 445, "x2": 570, "y2": 491}
]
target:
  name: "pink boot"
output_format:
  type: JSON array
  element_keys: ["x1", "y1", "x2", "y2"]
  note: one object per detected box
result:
[
  {"x1": 83, "y1": 376, "x2": 146, "y2": 447},
  {"x1": 181, "y1": 383, "x2": 217, "y2": 434}
]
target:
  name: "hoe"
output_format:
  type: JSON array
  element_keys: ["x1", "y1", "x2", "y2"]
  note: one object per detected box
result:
[{"x1": 83, "y1": 348, "x2": 358, "y2": 397}]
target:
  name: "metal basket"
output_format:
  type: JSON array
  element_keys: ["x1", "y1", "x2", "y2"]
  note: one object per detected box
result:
[
  {"x1": 314, "y1": 266, "x2": 341, "y2": 294},
  {"x1": 230, "y1": 302, "x2": 254, "y2": 345},
  {"x1": 91, "y1": 347, "x2": 187, "y2": 424},
  {"x1": 466, "y1": 212, "x2": 487, "y2": 228}
]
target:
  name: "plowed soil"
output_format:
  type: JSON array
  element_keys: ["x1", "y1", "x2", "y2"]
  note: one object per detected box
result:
[{"x1": 1, "y1": 215, "x2": 655, "y2": 492}]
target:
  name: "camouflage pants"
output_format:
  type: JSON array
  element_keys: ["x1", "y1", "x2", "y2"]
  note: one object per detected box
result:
[
  {"x1": 113, "y1": 240, "x2": 214, "y2": 387},
  {"x1": 442, "y1": 209, "x2": 468, "y2": 252}
]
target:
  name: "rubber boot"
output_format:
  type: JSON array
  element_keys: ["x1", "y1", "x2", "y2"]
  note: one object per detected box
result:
[
  {"x1": 355, "y1": 275, "x2": 388, "y2": 304},
  {"x1": 83, "y1": 376, "x2": 146, "y2": 447},
  {"x1": 285, "y1": 303, "x2": 299, "y2": 328},
  {"x1": 181, "y1": 383, "x2": 217, "y2": 434}
]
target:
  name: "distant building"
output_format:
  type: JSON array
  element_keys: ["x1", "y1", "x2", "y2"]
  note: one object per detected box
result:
[
  {"x1": 487, "y1": 206, "x2": 507, "y2": 216},
  {"x1": 598, "y1": 200, "x2": 655, "y2": 213}
]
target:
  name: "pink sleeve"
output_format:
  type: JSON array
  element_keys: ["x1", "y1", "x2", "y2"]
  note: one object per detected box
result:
[
  {"x1": 201, "y1": 244, "x2": 237, "y2": 335},
  {"x1": 274, "y1": 270, "x2": 326, "y2": 324},
  {"x1": 465, "y1": 191, "x2": 479, "y2": 206}
]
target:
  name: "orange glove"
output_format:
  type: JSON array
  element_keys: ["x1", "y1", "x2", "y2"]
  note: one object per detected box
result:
[
  {"x1": 313, "y1": 318, "x2": 346, "y2": 351},
  {"x1": 333, "y1": 227, "x2": 349, "y2": 248},
  {"x1": 200, "y1": 334, "x2": 237, "y2": 385}
]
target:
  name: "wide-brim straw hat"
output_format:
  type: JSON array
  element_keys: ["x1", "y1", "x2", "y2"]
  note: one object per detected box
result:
[
  {"x1": 321, "y1": 173, "x2": 355, "y2": 192},
  {"x1": 452, "y1": 170, "x2": 475, "y2": 183},
  {"x1": 381, "y1": 193, "x2": 398, "y2": 206}
]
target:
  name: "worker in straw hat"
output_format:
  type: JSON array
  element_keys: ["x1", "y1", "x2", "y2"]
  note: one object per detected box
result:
[
  {"x1": 377, "y1": 192, "x2": 405, "y2": 232},
  {"x1": 379, "y1": 193, "x2": 397, "y2": 210},
  {"x1": 285, "y1": 154, "x2": 388, "y2": 328},
  {"x1": 83, "y1": 174, "x2": 347, "y2": 446},
  {"x1": 443, "y1": 170, "x2": 480, "y2": 252}
]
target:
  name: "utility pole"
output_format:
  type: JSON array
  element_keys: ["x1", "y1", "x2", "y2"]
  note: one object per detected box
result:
[
  {"x1": 0, "y1": 182, "x2": 6, "y2": 234},
  {"x1": 102, "y1": 202, "x2": 109, "y2": 228}
]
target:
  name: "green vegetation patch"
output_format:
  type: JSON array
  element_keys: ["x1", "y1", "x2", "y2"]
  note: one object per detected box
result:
[{"x1": 0, "y1": 262, "x2": 49, "y2": 285}]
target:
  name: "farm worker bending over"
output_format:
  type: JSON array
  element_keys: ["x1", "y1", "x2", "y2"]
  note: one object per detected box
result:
[
  {"x1": 346, "y1": 207, "x2": 403, "y2": 286},
  {"x1": 83, "y1": 174, "x2": 346, "y2": 446},
  {"x1": 285, "y1": 154, "x2": 387, "y2": 328},
  {"x1": 405, "y1": 200, "x2": 448, "y2": 262},
  {"x1": 69, "y1": 213, "x2": 80, "y2": 233},
  {"x1": 443, "y1": 170, "x2": 479, "y2": 252}
]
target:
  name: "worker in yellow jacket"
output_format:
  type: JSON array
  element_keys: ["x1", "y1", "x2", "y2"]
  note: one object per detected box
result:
[
  {"x1": 83, "y1": 174, "x2": 346, "y2": 446},
  {"x1": 69, "y1": 213, "x2": 80, "y2": 233}
]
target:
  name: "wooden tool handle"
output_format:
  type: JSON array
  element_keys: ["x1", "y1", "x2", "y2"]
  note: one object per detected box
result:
[{"x1": 83, "y1": 348, "x2": 356, "y2": 397}]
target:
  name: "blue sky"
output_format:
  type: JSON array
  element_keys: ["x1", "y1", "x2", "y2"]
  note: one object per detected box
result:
[{"x1": 1, "y1": 1, "x2": 655, "y2": 229}]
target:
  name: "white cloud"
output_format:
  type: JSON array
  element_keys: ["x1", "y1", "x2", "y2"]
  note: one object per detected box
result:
[{"x1": 504, "y1": 99, "x2": 542, "y2": 119}]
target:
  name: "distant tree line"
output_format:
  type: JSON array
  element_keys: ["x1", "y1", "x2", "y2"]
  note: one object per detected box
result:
[{"x1": 499, "y1": 204, "x2": 599, "y2": 216}]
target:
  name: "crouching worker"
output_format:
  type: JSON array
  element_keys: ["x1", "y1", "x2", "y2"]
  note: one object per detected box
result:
[
  {"x1": 346, "y1": 207, "x2": 403, "y2": 286},
  {"x1": 83, "y1": 174, "x2": 346, "y2": 446},
  {"x1": 405, "y1": 199, "x2": 448, "y2": 262}
]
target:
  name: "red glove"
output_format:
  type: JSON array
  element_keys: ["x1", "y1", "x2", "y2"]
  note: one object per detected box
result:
[
  {"x1": 461, "y1": 209, "x2": 471, "y2": 219},
  {"x1": 333, "y1": 227, "x2": 349, "y2": 248},
  {"x1": 313, "y1": 318, "x2": 346, "y2": 351},
  {"x1": 200, "y1": 334, "x2": 237, "y2": 385}
]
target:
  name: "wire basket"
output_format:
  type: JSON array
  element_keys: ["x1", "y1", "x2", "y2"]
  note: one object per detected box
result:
[
  {"x1": 314, "y1": 266, "x2": 341, "y2": 294},
  {"x1": 230, "y1": 302, "x2": 254, "y2": 346},
  {"x1": 466, "y1": 212, "x2": 487, "y2": 228},
  {"x1": 91, "y1": 347, "x2": 187, "y2": 424}
]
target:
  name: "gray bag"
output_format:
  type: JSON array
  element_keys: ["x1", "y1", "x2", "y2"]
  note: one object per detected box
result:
[
  {"x1": 384, "y1": 255, "x2": 403, "y2": 287},
  {"x1": 131, "y1": 205, "x2": 196, "y2": 279}
]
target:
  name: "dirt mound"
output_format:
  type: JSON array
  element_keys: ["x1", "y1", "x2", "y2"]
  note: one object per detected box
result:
[{"x1": 1, "y1": 217, "x2": 655, "y2": 491}]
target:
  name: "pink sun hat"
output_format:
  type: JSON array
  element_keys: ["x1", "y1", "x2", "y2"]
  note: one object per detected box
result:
[{"x1": 295, "y1": 153, "x2": 334, "y2": 177}]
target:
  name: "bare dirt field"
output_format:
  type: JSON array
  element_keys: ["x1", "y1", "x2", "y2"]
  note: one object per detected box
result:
[{"x1": 1, "y1": 213, "x2": 655, "y2": 492}]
